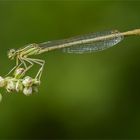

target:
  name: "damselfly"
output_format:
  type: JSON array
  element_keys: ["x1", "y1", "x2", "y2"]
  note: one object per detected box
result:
[{"x1": 7, "y1": 29, "x2": 140, "y2": 80}]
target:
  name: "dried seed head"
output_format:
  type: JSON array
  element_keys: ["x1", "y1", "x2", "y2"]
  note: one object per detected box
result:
[
  {"x1": 6, "y1": 80, "x2": 16, "y2": 92},
  {"x1": 23, "y1": 87, "x2": 32, "y2": 96},
  {"x1": 16, "y1": 80, "x2": 23, "y2": 92},
  {"x1": 0, "y1": 76, "x2": 6, "y2": 87},
  {"x1": 14, "y1": 68, "x2": 25, "y2": 79},
  {"x1": 22, "y1": 76, "x2": 33, "y2": 87}
]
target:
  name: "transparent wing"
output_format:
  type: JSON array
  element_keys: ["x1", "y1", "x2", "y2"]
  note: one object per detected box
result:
[
  {"x1": 38, "y1": 30, "x2": 124, "y2": 53},
  {"x1": 62, "y1": 30, "x2": 124, "y2": 53}
]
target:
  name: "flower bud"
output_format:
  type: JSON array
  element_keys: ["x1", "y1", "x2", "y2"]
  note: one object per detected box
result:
[
  {"x1": 14, "y1": 68, "x2": 25, "y2": 79},
  {"x1": 5, "y1": 77, "x2": 13, "y2": 80},
  {"x1": 0, "y1": 76, "x2": 6, "y2": 87},
  {"x1": 22, "y1": 76, "x2": 33, "y2": 87},
  {"x1": 32, "y1": 85, "x2": 38, "y2": 93},
  {"x1": 16, "y1": 80, "x2": 23, "y2": 92},
  {"x1": 0, "y1": 94, "x2": 2, "y2": 102},
  {"x1": 6, "y1": 80, "x2": 16, "y2": 92},
  {"x1": 5, "y1": 77, "x2": 14, "y2": 83},
  {"x1": 23, "y1": 87, "x2": 32, "y2": 96},
  {"x1": 33, "y1": 79, "x2": 40, "y2": 86}
]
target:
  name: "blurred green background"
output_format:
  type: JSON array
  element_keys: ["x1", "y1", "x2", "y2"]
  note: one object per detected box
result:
[{"x1": 0, "y1": 0, "x2": 140, "y2": 139}]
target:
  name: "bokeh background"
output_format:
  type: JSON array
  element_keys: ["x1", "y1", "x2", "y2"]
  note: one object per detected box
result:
[{"x1": 0, "y1": 0, "x2": 140, "y2": 139}]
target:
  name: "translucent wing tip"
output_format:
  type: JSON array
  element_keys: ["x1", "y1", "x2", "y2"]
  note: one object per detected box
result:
[{"x1": 63, "y1": 30, "x2": 124, "y2": 53}]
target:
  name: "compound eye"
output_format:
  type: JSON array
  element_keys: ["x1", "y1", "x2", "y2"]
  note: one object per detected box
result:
[
  {"x1": 8, "y1": 49, "x2": 16, "y2": 59},
  {"x1": 11, "y1": 49, "x2": 16, "y2": 54}
]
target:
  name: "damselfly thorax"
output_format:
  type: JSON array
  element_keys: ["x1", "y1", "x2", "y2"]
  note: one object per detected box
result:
[{"x1": 16, "y1": 43, "x2": 41, "y2": 58}]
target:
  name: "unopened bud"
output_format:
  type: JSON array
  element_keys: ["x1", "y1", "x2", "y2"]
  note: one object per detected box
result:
[
  {"x1": 6, "y1": 80, "x2": 16, "y2": 92},
  {"x1": 14, "y1": 68, "x2": 25, "y2": 79},
  {"x1": 16, "y1": 80, "x2": 23, "y2": 92},
  {"x1": 0, "y1": 94, "x2": 2, "y2": 102},
  {"x1": 0, "y1": 76, "x2": 6, "y2": 87},
  {"x1": 32, "y1": 85, "x2": 38, "y2": 93},
  {"x1": 23, "y1": 87, "x2": 32, "y2": 96},
  {"x1": 33, "y1": 79, "x2": 40, "y2": 86},
  {"x1": 22, "y1": 76, "x2": 33, "y2": 87}
]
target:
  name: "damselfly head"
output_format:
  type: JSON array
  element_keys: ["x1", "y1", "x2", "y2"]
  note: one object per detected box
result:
[{"x1": 8, "y1": 49, "x2": 16, "y2": 59}]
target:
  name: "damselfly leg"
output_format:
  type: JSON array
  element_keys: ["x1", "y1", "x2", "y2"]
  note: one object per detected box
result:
[
  {"x1": 28, "y1": 58, "x2": 45, "y2": 80},
  {"x1": 22, "y1": 57, "x2": 45, "y2": 81},
  {"x1": 5, "y1": 58, "x2": 22, "y2": 76}
]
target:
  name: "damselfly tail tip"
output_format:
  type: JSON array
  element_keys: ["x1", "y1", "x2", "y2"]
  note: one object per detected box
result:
[{"x1": 133, "y1": 29, "x2": 140, "y2": 35}]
